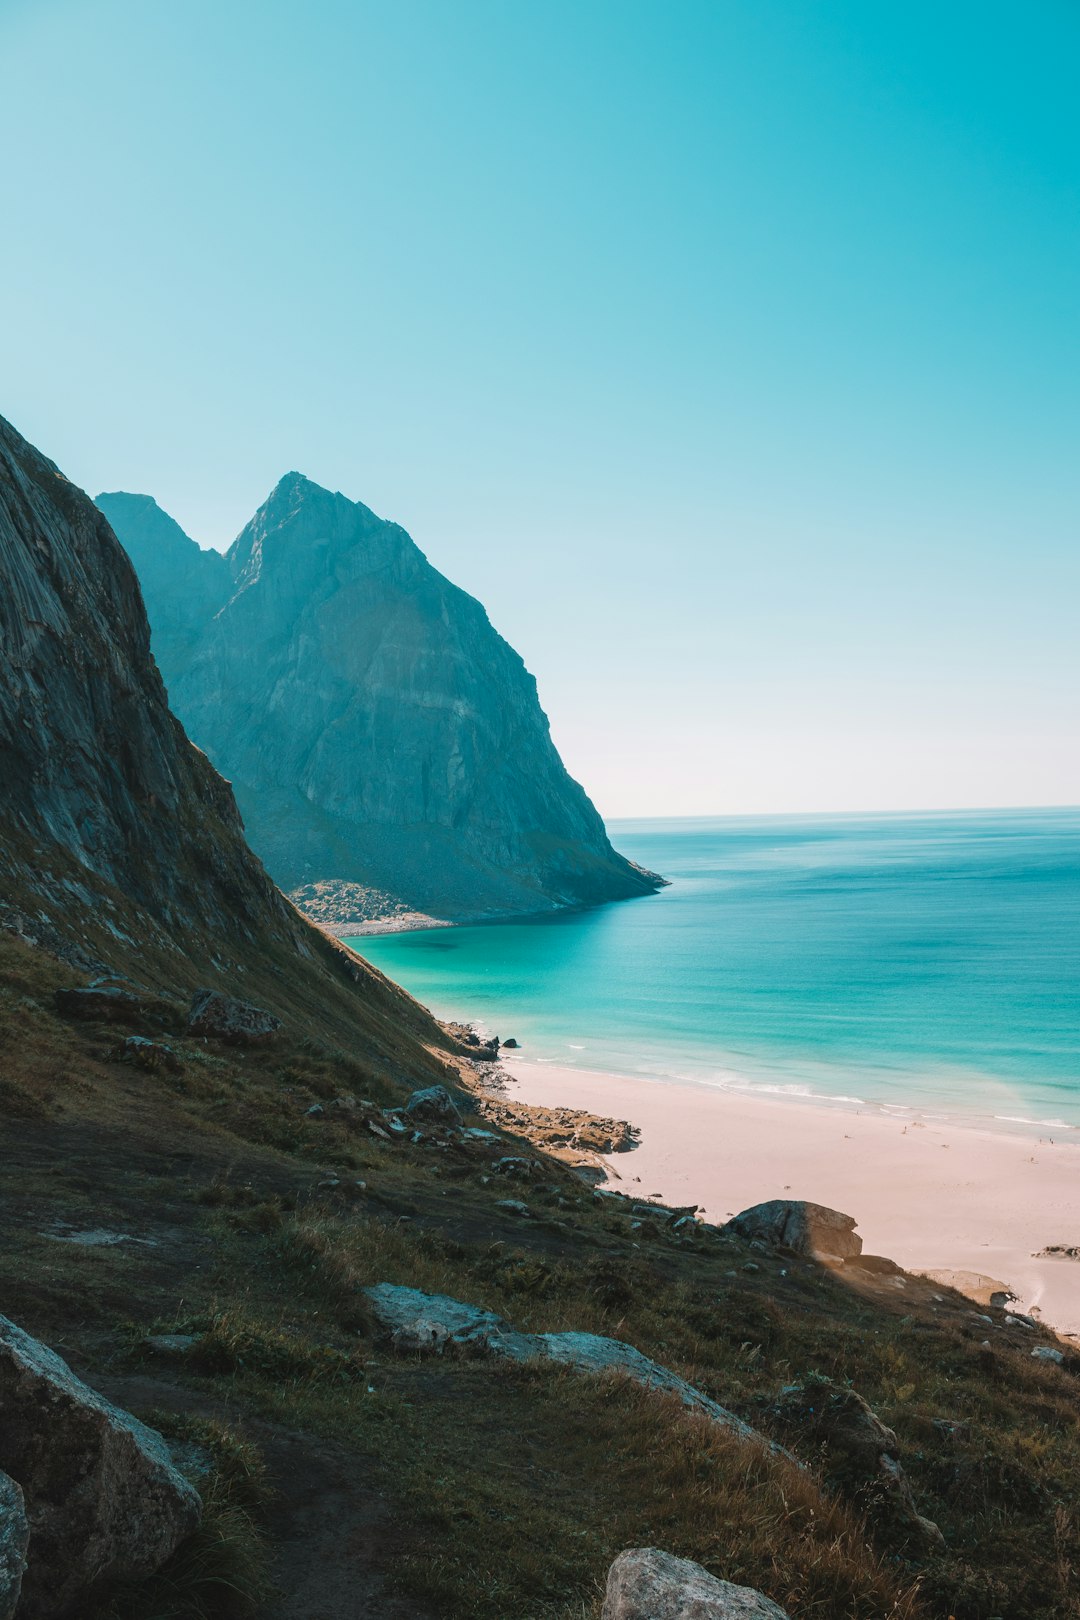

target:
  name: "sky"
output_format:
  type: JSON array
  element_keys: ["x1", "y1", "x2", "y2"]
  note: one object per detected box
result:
[{"x1": 1, "y1": 0, "x2": 1077, "y2": 817}]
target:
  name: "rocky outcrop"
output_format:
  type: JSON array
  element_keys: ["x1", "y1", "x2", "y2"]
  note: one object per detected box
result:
[
  {"x1": 404, "y1": 1085, "x2": 463, "y2": 1125},
  {"x1": 186, "y1": 988, "x2": 282, "y2": 1044},
  {"x1": 0, "y1": 1314, "x2": 201, "y2": 1616},
  {"x1": 726, "y1": 1201, "x2": 862, "y2": 1262},
  {"x1": 364, "y1": 1284, "x2": 786, "y2": 1455},
  {"x1": 601, "y1": 1549, "x2": 790, "y2": 1620},
  {"x1": 99, "y1": 475, "x2": 663, "y2": 920},
  {"x1": 769, "y1": 1379, "x2": 943, "y2": 1551},
  {"x1": 0, "y1": 1472, "x2": 27, "y2": 1620},
  {"x1": 0, "y1": 413, "x2": 313, "y2": 960}
]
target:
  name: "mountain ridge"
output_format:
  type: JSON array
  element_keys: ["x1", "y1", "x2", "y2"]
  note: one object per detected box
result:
[{"x1": 98, "y1": 478, "x2": 663, "y2": 925}]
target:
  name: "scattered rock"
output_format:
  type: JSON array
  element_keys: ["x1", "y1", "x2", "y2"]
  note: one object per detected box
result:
[
  {"x1": 1032, "y1": 1346, "x2": 1065, "y2": 1365},
  {"x1": 916, "y1": 1269, "x2": 1013, "y2": 1308},
  {"x1": 492, "y1": 1156, "x2": 534, "y2": 1178},
  {"x1": 601, "y1": 1548, "x2": 790, "y2": 1620},
  {"x1": 0, "y1": 1314, "x2": 201, "y2": 1616},
  {"x1": 1035, "y1": 1245, "x2": 1080, "y2": 1260},
  {"x1": 305, "y1": 1103, "x2": 325, "y2": 1118},
  {"x1": 495, "y1": 1199, "x2": 532, "y2": 1217},
  {"x1": 844, "y1": 1253, "x2": 902, "y2": 1276},
  {"x1": 726, "y1": 1200, "x2": 862, "y2": 1262},
  {"x1": 769, "y1": 1378, "x2": 943, "y2": 1550},
  {"x1": 404, "y1": 1085, "x2": 462, "y2": 1125},
  {"x1": 0, "y1": 1471, "x2": 28, "y2": 1620},
  {"x1": 1005, "y1": 1314, "x2": 1035, "y2": 1330},
  {"x1": 186, "y1": 988, "x2": 282, "y2": 1045},
  {"x1": 110, "y1": 1034, "x2": 182, "y2": 1073},
  {"x1": 143, "y1": 1334, "x2": 201, "y2": 1358},
  {"x1": 364, "y1": 1285, "x2": 787, "y2": 1455}
]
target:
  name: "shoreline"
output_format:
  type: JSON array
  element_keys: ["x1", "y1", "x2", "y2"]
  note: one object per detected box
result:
[{"x1": 502, "y1": 1056, "x2": 1080, "y2": 1338}]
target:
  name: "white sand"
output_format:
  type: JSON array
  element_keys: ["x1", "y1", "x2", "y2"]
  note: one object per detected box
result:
[{"x1": 504, "y1": 1059, "x2": 1080, "y2": 1338}]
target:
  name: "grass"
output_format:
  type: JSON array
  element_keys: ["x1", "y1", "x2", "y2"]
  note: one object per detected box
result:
[{"x1": 2, "y1": 927, "x2": 1080, "y2": 1618}]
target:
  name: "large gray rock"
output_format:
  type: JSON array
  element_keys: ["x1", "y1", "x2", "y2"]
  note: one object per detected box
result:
[
  {"x1": 404, "y1": 1084, "x2": 462, "y2": 1125},
  {"x1": 0, "y1": 1471, "x2": 28, "y2": 1620},
  {"x1": 187, "y1": 988, "x2": 282, "y2": 1044},
  {"x1": 601, "y1": 1548, "x2": 790, "y2": 1620},
  {"x1": 99, "y1": 477, "x2": 664, "y2": 921},
  {"x1": 364, "y1": 1285, "x2": 786, "y2": 1455},
  {"x1": 0, "y1": 1314, "x2": 201, "y2": 1617},
  {"x1": 726, "y1": 1200, "x2": 862, "y2": 1262}
]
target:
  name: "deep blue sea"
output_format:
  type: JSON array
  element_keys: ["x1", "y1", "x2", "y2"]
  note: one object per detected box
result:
[{"x1": 351, "y1": 809, "x2": 1080, "y2": 1127}]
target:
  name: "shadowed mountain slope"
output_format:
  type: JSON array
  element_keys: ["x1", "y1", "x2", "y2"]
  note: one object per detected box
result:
[
  {"x1": 98, "y1": 478, "x2": 662, "y2": 924},
  {"x1": 0, "y1": 414, "x2": 447, "y2": 1068}
]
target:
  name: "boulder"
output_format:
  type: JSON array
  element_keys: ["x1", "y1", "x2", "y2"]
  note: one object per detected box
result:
[
  {"x1": 0, "y1": 1314, "x2": 201, "y2": 1616},
  {"x1": 111, "y1": 1035, "x2": 182, "y2": 1073},
  {"x1": 502, "y1": 1037, "x2": 520, "y2": 1048},
  {"x1": 54, "y1": 985, "x2": 145, "y2": 1025},
  {"x1": 364, "y1": 1285, "x2": 788, "y2": 1456},
  {"x1": 404, "y1": 1085, "x2": 462, "y2": 1125},
  {"x1": 601, "y1": 1548, "x2": 790, "y2": 1620},
  {"x1": 769, "y1": 1379, "x2": 943, "y2": 1550},
  {"x1": 186, "y1": 988, "x2": 282, "y2": 1044},
  {"x1": 0, "y1": 1471, "x2": 28, "y2": 1620},
  {"x1": 726, "y1": 1200, "x2": 862, "y2": 1262}
]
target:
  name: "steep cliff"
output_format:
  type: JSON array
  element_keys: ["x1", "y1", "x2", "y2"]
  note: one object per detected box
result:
[
  {"x1": 101, "y1": 474, "x2": 663, "y2": 923},
  {"x1": 0, "y1": 412, "x2": 447, "y2": 1066}
]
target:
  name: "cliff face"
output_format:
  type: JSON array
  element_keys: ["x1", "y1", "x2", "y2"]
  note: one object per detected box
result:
[
  {"x1": 100, "y1": 474, "x2": 662, "y2": 921},
  {"x1": 0, "y1": 413, "x2": 448, "y2": 1071}
]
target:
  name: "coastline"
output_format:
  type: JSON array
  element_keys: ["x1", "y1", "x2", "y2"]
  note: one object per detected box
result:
[{"x1": 503, "y1": 1056, "x2": 1080, "y2": 1338}]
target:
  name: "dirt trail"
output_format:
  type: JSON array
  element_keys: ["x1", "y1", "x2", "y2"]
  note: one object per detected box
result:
[{"x1": 93, "y1": 1373, "x2": 435, "y2": 1620}]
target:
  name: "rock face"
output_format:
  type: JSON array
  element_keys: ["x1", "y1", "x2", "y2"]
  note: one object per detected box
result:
[
  {"x1": 0, "y1": 1314, "x2": 201, "y2": 1616},
  {"x1": 0, "y1": 414, "x2": 311, "y2": 958},
  {"x1": 726, "y1": 1201, "x2": 862, "y2": 1262},
  {"x1": 363, "y1": 1284, "x2": 787, "y2": 1455},
  {"x1": 601, "y1": 1548, "x2": 790, "y2": 1620},
  {"x1": 98, "y1": 477, "x2": 663, "y2": 921},
  {"x1": 186, "y1": 988, "x2": 283, "y2": 1044},
  {"x1": 0, "y1": 1472, "x2": 28, "y2": 1620}
]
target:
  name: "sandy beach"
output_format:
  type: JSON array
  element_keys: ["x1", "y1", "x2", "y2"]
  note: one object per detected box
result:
[{"x1": 504, "y1": 1058, "x2": 1080, "y2": 1338}]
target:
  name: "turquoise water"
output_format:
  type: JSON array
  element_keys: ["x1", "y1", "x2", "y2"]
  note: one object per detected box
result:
[{"x1": 351, "y1": 809, "x2": 1080, "y2": 1126}]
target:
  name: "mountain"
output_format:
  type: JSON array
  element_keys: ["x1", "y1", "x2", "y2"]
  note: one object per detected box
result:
[
  {"x1": 98, "y1": 476, "x2": 663, "y2": 925},
  {"x1": 0, "y1": 412, "x2": 446, "y2": 1069}
]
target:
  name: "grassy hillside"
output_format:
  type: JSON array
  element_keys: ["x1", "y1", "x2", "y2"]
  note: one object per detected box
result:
[{"x1": 2, "y1": 925, "x2": 1079, "y2": 1620}]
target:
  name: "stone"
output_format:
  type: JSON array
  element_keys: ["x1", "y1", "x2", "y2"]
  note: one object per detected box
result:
[
  {"x1": 601, "y1": 1548, "x2": 790, "y2": 1620},
  {"x1": 143, "y1": 1334, "x2": 201, "y2": 1357},
  {"x1": 187, "y1": 988, "x2": 282, "y2": 1044},
  {"x1": 404, "y1": 1085, "x2": 462, "y2": 1125},
  {"x1": 726, "y1": 1200, "x2": 862, "y2": 1262},
  {"x1": 0, "y1": 1471, "x2": 28, "y2": 1620},
  {"x1": 492, "y1": 1156, "x2": 534, "y2": 1177},
  {"x1": 502, "y1": 1037, "x2": 520, "y2": 1048},
  {"x1": 54, "y1": 986, "x2": 145, "y2": 1024},
  {"x1": 843, "y1": 1253, "x2": 901, "y2": 1276},
  {"x1": 112, "y1": 1035, "x2": 182, "y2": 1073},
  {"x1": 1032, "y1": 1346, "x2": 1065, "y2": 1364},
  {"x1": 769, "y1": 1379, "x2": 943, "y2": 1550},
  {"x1": 363, "y1": 1285, "x2": 788, "y2": 1456},
  {"x1": 495, "y1": 1199, "x2": 532, "y2": 1217},
  {"x1": 0, "y1": 1314, "x2": 201, "y2": 1616},
  {"x1": 99, "y1": 479, "x2": 665, "y2": 920}
]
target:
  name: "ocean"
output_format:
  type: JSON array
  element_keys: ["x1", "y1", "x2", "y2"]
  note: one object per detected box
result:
[{"x1": 351, "y1": 808, "x2": 1080, "y2": 1127}]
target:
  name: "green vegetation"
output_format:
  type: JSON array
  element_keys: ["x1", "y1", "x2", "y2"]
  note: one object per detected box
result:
[{"x1": 2, "y1": 927, "x2": 1079, "y2": 1619}]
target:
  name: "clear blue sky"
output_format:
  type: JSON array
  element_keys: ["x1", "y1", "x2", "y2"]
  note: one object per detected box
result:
[{"x1": 2, "y1": 0, "x2": 1077, "y2": 815}]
